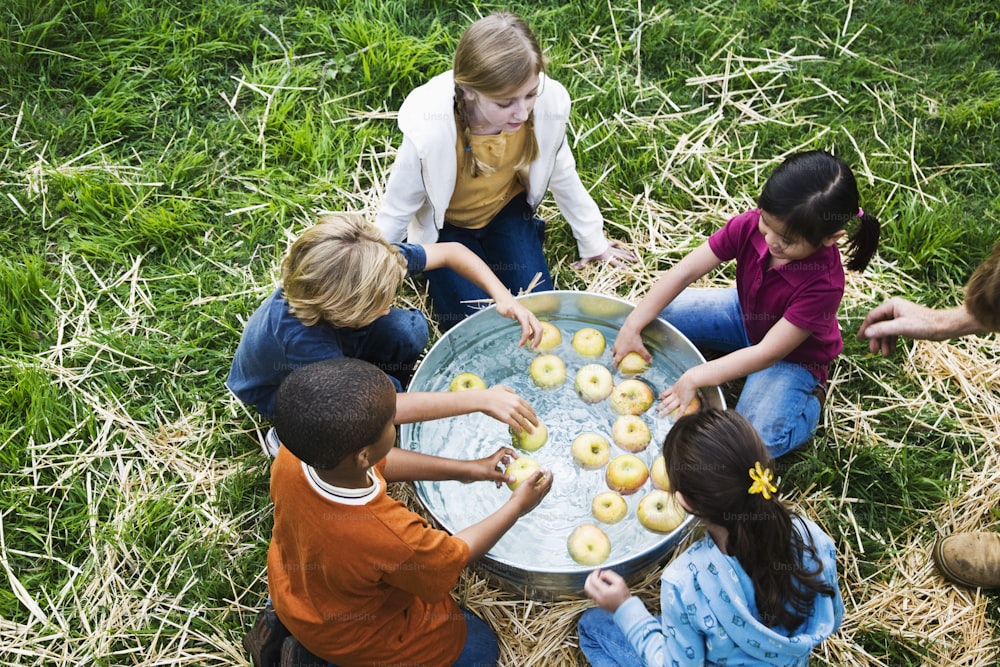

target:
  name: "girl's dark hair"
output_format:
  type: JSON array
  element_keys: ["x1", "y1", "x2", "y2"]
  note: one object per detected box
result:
[
  {"x1": 758, "y1": 150, "x2": 880, "y2": 272},
  {"x1": 663, "y1": 410, "x2": 835, "y2": 631}
]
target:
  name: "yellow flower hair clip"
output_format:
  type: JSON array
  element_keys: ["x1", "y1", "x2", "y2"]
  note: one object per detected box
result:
[{"x1": 748, "y1": 461, "x2": 778, "y2": 500}]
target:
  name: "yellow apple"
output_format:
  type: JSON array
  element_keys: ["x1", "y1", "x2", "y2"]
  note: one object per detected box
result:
[
  {"x1": 637, "y1": 490, "x2": 686, "y2": 533},
  {"x1": 649, "y1": 455, "x2": 670, "y2": 491},
  {"x1": 571, "y1": 327, "x2": 606, "y2": 357},
  {"x1": 574, "y1": 363, "x2": 614, "y2": 403},
  {"x1": 605, "y1": 454, "x2": 649, "y2": 495},
  {"x1": 504, "y1": 456, "x2": 542, "y2": 491},
  {"x1": 571, "y1": 432, "x2": 611, "y2": 469},
  {"x1": 509, "y1": 421, "x2": 548, "y2": 452},
  {"x1": 529, "y1": 354, "x2": 567, "y2": 388},
  {"x1": 535, "y1": 321, "x2": 562, "y2": 352},
  {"x1": 611, "y1": 415, "x2": 652, "y2": 453},
  {"x1": 609, "y1": 379, "x2": 655, "y2": 415},
  {"x1": 449, "y1": 372, "x2": 487, "y2": 392},
  {"x1": 617, "y1": 351, "x2": 651, "y2": 376},
  {"x1": 567, "y1": 523, "x2": 612, "y2": 566},
  {"x1": 591, "y1": 491, "x2": 628, "y2": 524},
  {"x1": 670, "y1": 394, "x2": 702, "y2": 420}
]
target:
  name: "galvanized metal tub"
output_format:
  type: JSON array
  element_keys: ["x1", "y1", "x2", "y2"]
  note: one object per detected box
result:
[{"x1": 401, "y1": 291, "x2": 725, "y2": 600}]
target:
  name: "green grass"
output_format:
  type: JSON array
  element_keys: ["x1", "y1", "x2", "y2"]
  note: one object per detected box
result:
[{"x1": 2, "y1": 0, "x2": 999, "y2": 664}]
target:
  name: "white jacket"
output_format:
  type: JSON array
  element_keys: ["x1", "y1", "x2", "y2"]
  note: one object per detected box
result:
[{"x1": 375, "y1": 71, "x2": 611, "y2": 259}]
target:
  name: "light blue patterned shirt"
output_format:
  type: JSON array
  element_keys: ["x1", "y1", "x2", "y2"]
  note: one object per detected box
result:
[{"x1": 613, "y1": 516, "x2": 843, "y2": 666}]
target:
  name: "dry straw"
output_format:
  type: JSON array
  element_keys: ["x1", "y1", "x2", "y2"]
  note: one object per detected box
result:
[{"x1": 4, "y1": 17, "x2": 999, "y2": 667}]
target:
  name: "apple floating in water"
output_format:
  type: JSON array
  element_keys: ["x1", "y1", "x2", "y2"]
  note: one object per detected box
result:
[
  {"x1": 509, "y1": 421, "x2": 549, "y2": 452},
  {"x1": 609, "y1": 379, "x2": 655, "y2": 415},
  {"x1": 449, "y1": 372, "x2": 487, "y2": 392},
  {"x1": 529, "y1": 354, "x2": 567, "y2": 388},
  {"x1": 571, "y1": 327, "x2": 606, "y2": 357},
  {"x1": 637, "y1": 490, "x2": 686, "y2": 533},
  {"x1": 567, "y1": 523, "x2": 612, "y2": 566},
  {"x1": 571, "y1": 432, "x2": 611, "y2": 470},
  {"x1": 574, "y1": 364, "x2": 614, "y2": 403},
  {"x1": 617, "y1": 351, "x2": 651, "y2": 376},
  {"x1": 649, "y1": 455, "x2": 670, "y2": 491},
  {"x1": 591, "y1": 491, "x2": 628, "y2": 524},
  {"x1": 611, "y1": 415, "x2": 651, "y2": 453},
  {"x1": 605, "y1": 454, "x2": 649, "y2": 495},
  {"x1": 535, "y1": 321, "x2": 562, "y2": 352},
  {"x1": 504, "y1": 456, "x2": 542, "y2": 491}
]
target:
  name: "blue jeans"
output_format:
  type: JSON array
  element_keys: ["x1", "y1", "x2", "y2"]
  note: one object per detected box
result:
[
  {"x1": 338, "y1": 306, "x2": 428, "y2": 391},
  {"x1": 426, "y1": 192, "x2": 553, "y2": 330},
  {"x1": 453, "y1": 607, "x2": 500, "y2": 666},
  {"x1": 662, "y1": 288, "x2": 821, "y2": 457},
  {"x1": 319, "y1": 608, "x2": 497, "y2": 667},
  {"x1": 577, "y1": 607, "x2": 646, "y2": 667}
]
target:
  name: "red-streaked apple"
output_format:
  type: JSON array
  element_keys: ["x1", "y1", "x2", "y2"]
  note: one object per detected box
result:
[
  {"x1": 571, "y1": 432, "x2": 611, "y2": 469},
  {"x1": 529, "y1": 354, "x2": 567, "y2": 388},
  {"x1": 611, "y1": 415, "x2": 651, "y2": 453},
  {"x1": 535, "y1": 321, "x2": 562, "y2": 352},
  {"x1": 617, "y1": 351, "x2": 651, "y2": 376},
  {"x1": 567, "y1": 523, "x2": 612, "y2": 566},
  {"x1": 591, "y1": 491, "x2": 628, "y2": 524},
  {"x1": 574, "y1": 364, "x2": 614, "y2": 403},
  {"x1": 650, "y1": 455, "x2": 670, "y2": 491},
  {"x1": 605, "y1": 454, "x2": 649, "y2": 495},
  {"x1": 637, "y1": 490, "x2": 686, "y2": 533},
  {"x1": 449, "y1": 372, "x2": 487, "y2": 392},
  {"x1": 571, "y1": 327, "x2": 606, "y2": 357},
  {"x1": 509, "y1": 421, "x2": 549, "y2": 452},
  {"x1": 609, "y1": 379, "x2": 655, "y2": 415},
  {"x1": 504, "y1": 456, "x2": 542, "y2": 491}
]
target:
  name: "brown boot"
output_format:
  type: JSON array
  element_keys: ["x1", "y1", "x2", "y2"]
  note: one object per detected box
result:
[
  {"x1": 932, "y1": 532, "x2": 1000, "y2": 589},
  {"x1": 242, "y1": 602, "x2": 289, "y2": 667},
  {"x1": 280, "y1": 636, "x2": 329, "y2": 667}
]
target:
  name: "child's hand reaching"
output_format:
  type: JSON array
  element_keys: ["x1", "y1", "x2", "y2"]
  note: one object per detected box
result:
[
  {"x1": 611, "y1": 326, "x2": 652, "y2": 370},
  {"x1": 584, "y1": 568, "x2": 632, "y2": 612},
  {"x1": 508, "y1": 468, "x2": 552, "y2": 515},
  {"x1": 459, "y1": 446, "x2": 520, "y2": 487},
  {"x1": 478, "y1": 386, "x2": 539, "y2": 432},
  {"x1": 572, "y1": 239, "x2": 639, "y2": 270},
  {"x1": 656, "y1": 371, "x2": 699, "y2": 419},
  {"x1": 495, "y1": 294, "x2": 543, "y2": 349}
]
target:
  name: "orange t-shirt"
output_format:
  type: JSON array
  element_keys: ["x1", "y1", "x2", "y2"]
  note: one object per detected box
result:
[{"x1": 267, "y1": 447, "x2": 470, "y2": 666}]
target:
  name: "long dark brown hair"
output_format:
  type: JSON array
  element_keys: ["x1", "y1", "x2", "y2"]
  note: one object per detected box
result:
[{"x1": 663, "y1": 409, "x2": 835, "y2": 631}]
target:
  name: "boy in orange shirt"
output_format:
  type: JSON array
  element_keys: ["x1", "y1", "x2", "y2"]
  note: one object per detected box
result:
[{"x1": 245, "y1": 357, "x2": 552, "y2": 666}]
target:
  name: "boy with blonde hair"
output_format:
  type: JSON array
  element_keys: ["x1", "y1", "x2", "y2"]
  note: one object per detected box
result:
[
  {"x1": 244, "y1": 357, "x2": 552, "y2": 666},
  {"x1": 227, "y1": 214, "x2": 544, "y2": 455}
]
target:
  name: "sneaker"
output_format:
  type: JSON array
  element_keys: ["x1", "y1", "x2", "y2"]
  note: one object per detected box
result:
[
  {"x1": 932, "y1": 531, "x2": 1000, "y2": 589},
  {"x1": 280, "y1": 635, "x2": 328, "y2": 667},
  {"x1": 262, "y1": 426, "x2": 281, "y2": 458},
  {"x1": 242, "y1": 602, "x2": 290, "y2": 667}
]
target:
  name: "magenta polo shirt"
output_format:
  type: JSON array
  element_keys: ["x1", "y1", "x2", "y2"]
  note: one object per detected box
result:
[{"x1": 708, "y1": 209, "x2": 845, "y2": 384}]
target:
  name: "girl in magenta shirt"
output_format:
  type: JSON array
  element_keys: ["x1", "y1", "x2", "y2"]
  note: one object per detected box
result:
[{"x1": 615, "y1": 150, "x2": 880, "y2": 456}]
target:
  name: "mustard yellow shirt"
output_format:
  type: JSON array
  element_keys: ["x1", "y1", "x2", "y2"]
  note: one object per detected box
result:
[{"x1": 445, "y1": 121, "x2": 527, "y2": 229}]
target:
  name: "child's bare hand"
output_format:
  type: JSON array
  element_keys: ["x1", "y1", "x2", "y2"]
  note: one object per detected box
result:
[
  {"x1": 611, "y1": 327, "x2": 651, "y2": 369},
  {"x1": 656, "y1": 373, "x2": 699, "y2": 419},
  {"x1": 480, "y1": 386, "x2": 539, "y2": 432},
  {"x1": 572, "y1": 239, "x2": 639, "y2": 270},
  {"x1": 510, "y1": 469, "x2": 552, "y2": 515},
  {"x1": 461, "y1": 447, "x2": 518, "y2": 487},
  {"x1": 584, "y1": 568, "x2": 631, "y2": 612},
  {"x1": 495, "y1": 296, "x2": 543, "y2": 349}
]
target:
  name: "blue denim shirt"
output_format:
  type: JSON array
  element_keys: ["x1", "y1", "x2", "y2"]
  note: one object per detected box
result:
[{"x1": 226, "y1": 243, "x2": 426, "y2": 417}]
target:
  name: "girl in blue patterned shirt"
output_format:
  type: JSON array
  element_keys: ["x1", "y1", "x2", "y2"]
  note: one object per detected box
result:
[{"x1": 578, "y1": 410, "x2": 843, "y2": 666}]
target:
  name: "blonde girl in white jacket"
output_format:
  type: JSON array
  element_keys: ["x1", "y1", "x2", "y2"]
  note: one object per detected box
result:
[{"x1": 376, "y1": 12, "x2": 636, "y2": 329}]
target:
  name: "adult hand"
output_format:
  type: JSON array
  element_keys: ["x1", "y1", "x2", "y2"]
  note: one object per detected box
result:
[
  {"x1": 856, "y1": 297, "x2": 946, "y2": 356},
  {"x1": 584, "y1": 568, "x2": 631, "y2": 613},
  {"x1": 495, "y1": 294, "x2": 543, "y2": 349},
  {"x1": 572, "y1": 239, "x2": 639, "y2": 270},
  {"x1": 479, "y1": 386, "x2": 540, "y2": 432}
]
